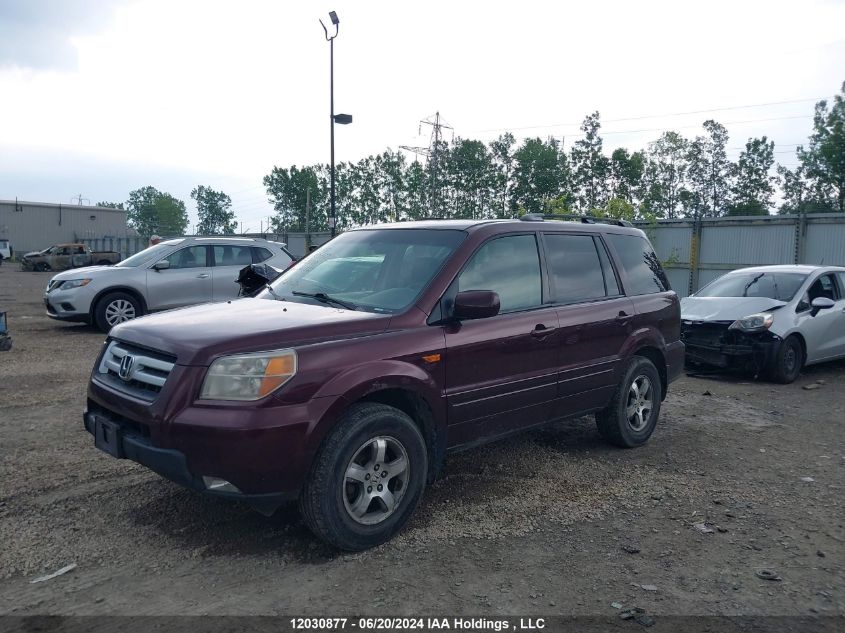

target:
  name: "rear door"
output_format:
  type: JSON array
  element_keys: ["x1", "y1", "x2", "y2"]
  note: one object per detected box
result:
[
  {"x1": 543, "y1": 233, "x2": 635, "y2": 415},
  {"x1": 211, "y1": 244, "x2": 255, "y2": 301},
  {"x1": 145, "y1": 245, "x2": 213, "y2": 310},
  {"x1": 443, "y1": 233, "x2": 560, "y2": 447}
]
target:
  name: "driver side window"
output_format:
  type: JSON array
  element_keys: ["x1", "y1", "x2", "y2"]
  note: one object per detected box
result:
[
  {"x1": 797, "y1": 274, "x2": 840, "y2": 312},
  {"x1": 457, "y1": 234, "x2": 542, "y2": 313},
  {"x1": 165, "y1": 246, "x2": 208, "y2": 269}
]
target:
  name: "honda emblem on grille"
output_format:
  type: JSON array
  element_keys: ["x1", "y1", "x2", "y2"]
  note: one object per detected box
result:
[{"x1": 118, "y1": 355, "x2": 135, "y2": 381}]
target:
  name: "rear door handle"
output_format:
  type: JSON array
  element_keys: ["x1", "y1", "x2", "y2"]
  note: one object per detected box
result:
[
  {"x1": 531, "y1": 324, "x2": 557, "y2": 339},
  {"x1": 196, "y1": 273, "x2": 210, "y2": 279}
]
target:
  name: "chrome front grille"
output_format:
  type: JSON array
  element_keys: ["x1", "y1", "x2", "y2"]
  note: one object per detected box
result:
[{"x1": 95, "y1": 340, "x2": 176, "y2": 401}]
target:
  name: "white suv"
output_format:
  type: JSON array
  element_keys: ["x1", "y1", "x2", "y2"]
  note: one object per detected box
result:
[{"x1": 44, "y1": 237, "x2": 295, "y2": 331}]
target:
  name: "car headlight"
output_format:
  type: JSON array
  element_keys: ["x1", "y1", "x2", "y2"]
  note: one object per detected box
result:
[
  {"x1": 200, "y1": 349, "x2": 297, "y2": 401},
  {"x1": 728, "y1": 312, "x2": 774, "y2": 332},
  {"x1": 58, "y1": 278, "x2": 92, "y2": 290}
]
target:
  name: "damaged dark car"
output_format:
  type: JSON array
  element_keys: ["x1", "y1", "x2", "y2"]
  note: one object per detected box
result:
[{"x1": 680, "y1": 265, "x2": 845, "y2": 383}]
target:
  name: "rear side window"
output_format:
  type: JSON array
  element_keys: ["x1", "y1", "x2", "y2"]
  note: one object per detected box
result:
[
  {"x1": 606, "y1": 234, "x2": 670, "y2": 295},
  {"x1": 252, "y1": 247, "x2": 274, "y2": 263},
  {"x1": 212, "y1": 245, "x2": 252, "y2": 266},
  {"x1": 544, "y1": 234, "x2": 609, "y2": 303},
  {"x1": 458, "y1": 234, "x2": 542, "y2": 313}
]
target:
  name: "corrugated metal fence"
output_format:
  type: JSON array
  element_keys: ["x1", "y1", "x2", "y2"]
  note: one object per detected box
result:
[
  {"x1": 81, "y1": 232, "x2": 333, "y2": 261},
  {"x1": 81, "y1": 217, "x2": 845, "y2": 298},
  {"x1": 636, "y1": 213, "x2": 845, "y2": 297}
]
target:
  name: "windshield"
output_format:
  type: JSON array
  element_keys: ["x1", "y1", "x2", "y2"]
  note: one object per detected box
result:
[
  {"x1": 695, "y1": 271, "x2": 807, "y2": 301},
  {"x1": 116, "y1": 241, "x2": 181, "y2": 267},
  {"x1": 264, "y1": 228, "x2": 465, "y2": 313}
]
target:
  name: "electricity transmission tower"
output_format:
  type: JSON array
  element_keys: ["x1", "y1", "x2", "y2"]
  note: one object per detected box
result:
[
  {"x1": 71, "y1": 193, "x2": 90, "y2": 206},
  {"x1": 400, "y1": 111, "x2": 453, "y2": 216}
]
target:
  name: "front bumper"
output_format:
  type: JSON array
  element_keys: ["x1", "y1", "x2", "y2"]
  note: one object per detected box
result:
[
  {"x1": 681, "y1": 322, "x2": 779, "y2": 372},
  {"x1": 44, "y1": 289, "x2": 93, "y2": 323},
  {"x1": 83, "y1": 408, "x2": 294, "y2": 515}
]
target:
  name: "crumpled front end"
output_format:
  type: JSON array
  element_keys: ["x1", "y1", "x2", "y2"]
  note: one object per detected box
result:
[{"x1": 681, "y1": 320, "x2": 780, "y2": 374}]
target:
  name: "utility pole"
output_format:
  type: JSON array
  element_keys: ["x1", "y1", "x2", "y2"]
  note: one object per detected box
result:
[{"x1": 400, "y1": 111, "x2": 453, "y2": 217}]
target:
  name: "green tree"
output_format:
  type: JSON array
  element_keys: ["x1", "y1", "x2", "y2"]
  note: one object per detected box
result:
[
  {"x1": 191, "y1": 185, "x2": 236, "y2": 235},
  {"x1": 490, "y1": 133, "x2": 517, "y2": 217},
  {"x1": 609, "y1": 148, "x2": 645, "y2": 206},
  {"x1": 511, "y1": 137, "x2": 567, "y2": 215},
  {"x1": 126, "y1": 186, "x2": 188, "y2": 237},
  {"x1": 687, "y1": 120, "x2": 730, "y2": 218},
  {"x1": 97, "y1": 201, "x2": 124, "y2": 209},
  {"x1": 570, "y1": 112, "x2": 609, "y2": 211},
  {"x1": 728, "y1": 136, "x2": 777, "y2": 215},
  {"x1": 264, "y1": 165, "x2": 321, "y2": 231},
  {"x1": 795, "y1": 83, "x2": 845, "y2": 212},
  {"x1": 443, "y1": 138, "x2": 498, "y2": 219},
  {"x1": 643, "y1": 131, "x2": 690, "y2": 218}
]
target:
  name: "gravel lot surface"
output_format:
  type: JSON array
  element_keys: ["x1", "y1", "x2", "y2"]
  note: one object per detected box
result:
[{"x1": 0, "y1": 265, "x2": 843, "y2": 617}]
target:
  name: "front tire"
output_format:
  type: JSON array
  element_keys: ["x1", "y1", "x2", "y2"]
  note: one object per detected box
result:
[
  {"x1": 35, "y1": 262, "x2": 51, "y2": 272},
  {"x1": 596, "y1": 356, "x2": 662, "y2": 448},
  {"x1": 299, "y1": 403, "x2": 427, "y2": 551},
  {"x1": 768, "y1": 335, "x2": 803, "y2": 384},
  {"x1": 94, "y1": 291, "x2": 143, "y2": 332}
]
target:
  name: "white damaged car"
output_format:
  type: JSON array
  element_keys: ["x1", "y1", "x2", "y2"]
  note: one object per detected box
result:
[{"x1": 680, "y1": 265, "x2": 845, "y2": 383}]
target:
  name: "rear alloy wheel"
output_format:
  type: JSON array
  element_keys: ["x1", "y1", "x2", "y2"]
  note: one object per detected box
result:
[
  {"x1": 94, "y1": 292, "x2": 143, "y2": 332},
  {"x1": 596, "y1": 356, "x2": 662, "y2": 448},
  {"x1": 768, "y1": 335, "x2": 803, "y2": 384},
  {"x1": 299, "y1": 403, "x2": 427, "y2": 550}
]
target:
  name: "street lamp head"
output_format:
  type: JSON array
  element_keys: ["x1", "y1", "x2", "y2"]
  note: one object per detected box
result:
[
  {"x1": 329, "y1": 11, "x2": 339, "y2": 25},
  {"x1": 333, "y1": 113, "x2": 353, "y2": 125}
]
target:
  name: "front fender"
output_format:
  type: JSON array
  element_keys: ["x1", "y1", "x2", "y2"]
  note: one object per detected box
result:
[{"x1": 304, "y1": 360, "x2": 446, "y2": 456}]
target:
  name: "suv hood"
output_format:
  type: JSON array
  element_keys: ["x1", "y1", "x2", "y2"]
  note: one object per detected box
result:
[
  {"x1": 111, "y1": 298, "x2": 392, "y2": 366},
  {"x1": 681, "y1": 296, "x2": 786, "y2": 322},
  {"x1": 51, "y1": 265, "x2": 125, "y2": 280}
]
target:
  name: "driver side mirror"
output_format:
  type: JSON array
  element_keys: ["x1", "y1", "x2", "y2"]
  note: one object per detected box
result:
[
  {"x1": 453, "y1": 290, "x2": 501, "y2": 320},
  {"x1": 152, "y1": 260, "x2": 171, "y2": 271},
  {"x1": 810, "y1": 296, "x2": 835, "y2": 316}
]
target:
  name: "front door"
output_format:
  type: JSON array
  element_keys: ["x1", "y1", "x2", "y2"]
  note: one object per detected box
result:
[
  {"x1": 444, "y1": 234, "x2": 560, "y2": 448},
  {"x1": 145, "y1": 245, "x2": 213, "y2": 311},
  {"x1": 799, "y1": 272, "x2": 845, "y2": 362}
]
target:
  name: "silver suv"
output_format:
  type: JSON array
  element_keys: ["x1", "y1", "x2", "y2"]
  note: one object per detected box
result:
[{"x1": 44, "y1": 237, "x2": 295, "y2": 331}]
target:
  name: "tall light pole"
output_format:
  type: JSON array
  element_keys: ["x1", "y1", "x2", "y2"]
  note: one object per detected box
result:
[{"x1": 320, "y1": 10, "x2": 352, "y2": 238}]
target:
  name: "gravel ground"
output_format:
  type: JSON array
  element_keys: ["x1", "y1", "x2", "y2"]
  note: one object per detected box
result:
[{"x1": 0, "y1": 265, "x2": 843, "y2": 617}]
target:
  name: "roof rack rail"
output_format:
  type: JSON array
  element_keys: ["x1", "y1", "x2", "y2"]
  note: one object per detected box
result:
[{"x1": 519, "y1": 213, "x2": 633, "y2": 227}]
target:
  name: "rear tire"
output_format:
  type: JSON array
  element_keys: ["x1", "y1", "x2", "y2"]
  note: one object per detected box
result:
[
  {"x1": 94, "y1": 291, "x2": 143, "y2": 332},
  {"x1": 768, "y1": 335, "x2": 803, "y2": 384},
  {"x1": 596, "y1": 356, "x2": 662, "y2": 448},
  {"x1": 299, "y1": 403, "x2": 427, "y2": 551}
]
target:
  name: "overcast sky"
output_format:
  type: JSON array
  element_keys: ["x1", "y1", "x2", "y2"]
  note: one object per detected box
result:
[{"x1": 1, "y1": 0, "x2": 843, "y2": 231}]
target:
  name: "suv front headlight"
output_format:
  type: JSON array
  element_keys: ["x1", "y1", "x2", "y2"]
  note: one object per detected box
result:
[
  {"x1": 59, "y1": 278, "x2": 92, "y2": 290},
  {"x1": 728, "y1": 312, "x2": 774, "y2": 332},
  {"x1": 200, "y1": 349, "x2": 297, "y2": 401}
]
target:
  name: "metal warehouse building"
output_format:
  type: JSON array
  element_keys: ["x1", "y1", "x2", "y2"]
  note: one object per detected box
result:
[{"x1": 0, "y1": 199, "x2": 131, "y2": 255}]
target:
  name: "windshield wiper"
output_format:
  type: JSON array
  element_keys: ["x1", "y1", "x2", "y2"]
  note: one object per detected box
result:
[
  {"x1": 742, "y1": 273, "x2": 764, "y2": 297},
  {"x1": 292, "y1": 291, "x2": 357, "y2": 311},
  {"x1": 264, "y1": 283, "x2": 284, "y2": 301}
]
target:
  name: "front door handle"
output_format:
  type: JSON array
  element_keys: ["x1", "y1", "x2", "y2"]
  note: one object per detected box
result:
[
  {"x1": 196, "y1": 273, "x2": 210, "y2": 279},
  {"x1": 531, "y1": 324, "x2": 556, "y2": 339},
  {"x1": 616, "y1": 310, "x2": 631, "y2": 323}
]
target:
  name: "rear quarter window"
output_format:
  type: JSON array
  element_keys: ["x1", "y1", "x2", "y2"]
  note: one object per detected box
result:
[{"x1": 606, "y1": 233, "x2": 670, "y2": 295}]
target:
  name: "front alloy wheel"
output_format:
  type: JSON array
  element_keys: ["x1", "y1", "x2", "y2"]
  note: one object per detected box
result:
[
  {"x1": 343, "y1": 436, "x2": 409, "y2": 525},
  {"x1": 299, "y1": 403, "x2": 427, "y2": 550}
]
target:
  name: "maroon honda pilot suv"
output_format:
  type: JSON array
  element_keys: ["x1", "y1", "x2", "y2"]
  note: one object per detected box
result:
[{"x1": 85, "y1": 216, "x2": 684, "y2": 550}]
